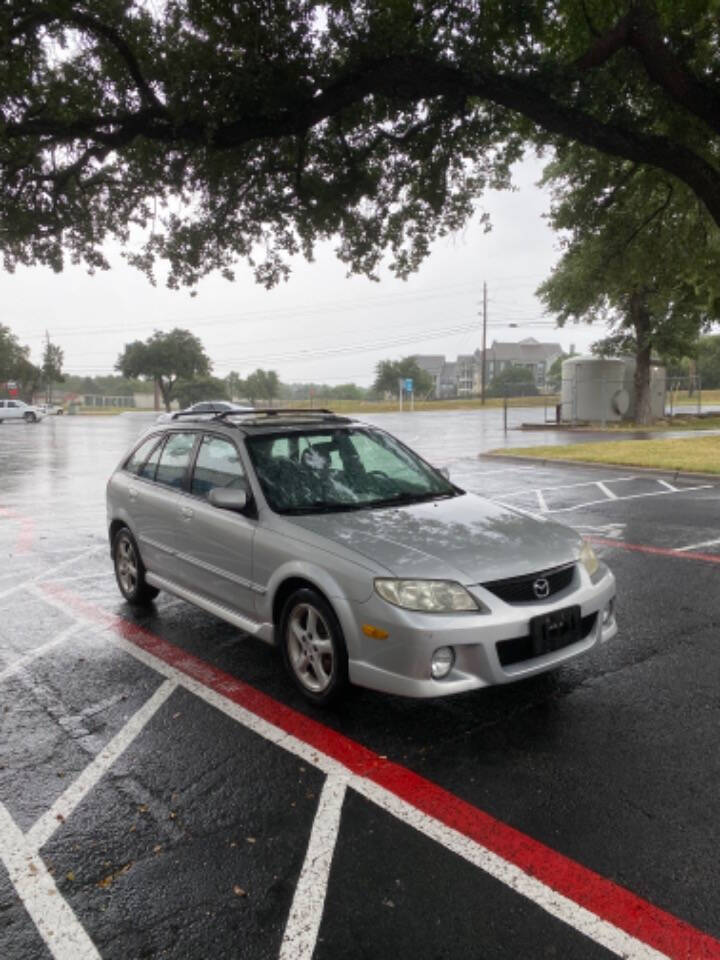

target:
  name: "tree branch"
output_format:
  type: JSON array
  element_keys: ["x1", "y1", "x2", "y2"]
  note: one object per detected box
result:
[
  {"x1": 8, "y1": 7, "x2": 164, "y2": 112},
  {"x1": 573, "y1": 3, "x2": 720, "y2": 138}
]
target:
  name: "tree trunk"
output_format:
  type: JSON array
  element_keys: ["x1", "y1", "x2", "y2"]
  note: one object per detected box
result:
[
  {"x1": 157, "y1": 377, "x2": 171, "y2": 412},
  {"x1": 631, "y1": 293, "x2": 653, "y2": 425}
]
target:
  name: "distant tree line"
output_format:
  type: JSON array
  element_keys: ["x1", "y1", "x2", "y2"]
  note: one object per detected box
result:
[{"x1": 0, "y1": 324, "x2": 65, "y2": 402}]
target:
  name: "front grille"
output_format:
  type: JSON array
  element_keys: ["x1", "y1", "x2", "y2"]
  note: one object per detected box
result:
[
  {"x1": 482, "y1": 563, "x2": 575, "y2": 604},
  {"x1": 496, "y1": 612, "x2": 597, "y2": 667}
]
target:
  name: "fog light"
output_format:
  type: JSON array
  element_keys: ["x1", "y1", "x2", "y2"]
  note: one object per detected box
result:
[
  {"x1": 431, "y1": 646, "x2": 455, "y2": 679},
  {"x1": 602, "y1": 600, "x2": 615, "y2": 625}
]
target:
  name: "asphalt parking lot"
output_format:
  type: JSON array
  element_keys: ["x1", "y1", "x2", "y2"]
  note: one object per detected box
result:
[{"x1": 1, "y1": 415, "x2": 719, "y2": 960}]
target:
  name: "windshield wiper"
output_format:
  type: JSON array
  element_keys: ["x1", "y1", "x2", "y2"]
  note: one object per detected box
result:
[
  {"x1": 280, "y1": 501, "x2": 368, "y2": 515},
  {"x1": 367, "y1": 490, "x2": 457, "y2": 509}
]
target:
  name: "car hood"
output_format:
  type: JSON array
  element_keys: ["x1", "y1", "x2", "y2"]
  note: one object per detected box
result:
[{"x1": 287, "y1": 493, "x2": 582, "y2": 583}]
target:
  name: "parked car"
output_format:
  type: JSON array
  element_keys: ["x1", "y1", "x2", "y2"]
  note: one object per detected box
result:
[
  {"x1": 38, "y1": 402, "x2": 65, "y2": 415},
  {"x1": 106, "y1": 409, "x2": 617, "y2": 704},
  {"x1": 155, "y1": 400, "x2": 254, "y2": 423},
  {"x1": 0, "y1": 399, "x2": 47, "y2": 423}
]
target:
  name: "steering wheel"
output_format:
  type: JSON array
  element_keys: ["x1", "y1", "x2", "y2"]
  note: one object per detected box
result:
[{"x1": 367, "y1": 470, "x2": 390, "y2": 479}]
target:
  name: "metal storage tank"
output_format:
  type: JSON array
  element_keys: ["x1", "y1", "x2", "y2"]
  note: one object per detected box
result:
[{"x1": 560, "y1": 357, "x2": 629, "y2": 423}]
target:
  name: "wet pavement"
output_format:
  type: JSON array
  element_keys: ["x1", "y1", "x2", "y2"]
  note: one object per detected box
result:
[{"x1": 1, "y1": 414, "x2": 720, "y2": 960}]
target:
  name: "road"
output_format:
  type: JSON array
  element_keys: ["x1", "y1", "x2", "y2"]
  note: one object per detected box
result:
[{"x1": 1, "y1": 414, "x2": 719, "y2": 960}]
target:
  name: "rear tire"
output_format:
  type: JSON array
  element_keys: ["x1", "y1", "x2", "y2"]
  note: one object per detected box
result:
[
  {"x1": 279, "y1": 588, "x2": 348, "y2": 706},
  {"x1": 112, "y1": 527, "x2": 159, "y2": 606}
]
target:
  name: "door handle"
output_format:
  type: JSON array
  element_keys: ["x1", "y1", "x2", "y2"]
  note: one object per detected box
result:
[{"x1": 180, "y1": 505, "x2": 194, "y2": 520}]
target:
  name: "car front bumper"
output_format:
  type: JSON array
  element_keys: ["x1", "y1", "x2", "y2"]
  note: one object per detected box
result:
[{"x1": 341, "y1": 563, "x2": 617, "y2": 698}]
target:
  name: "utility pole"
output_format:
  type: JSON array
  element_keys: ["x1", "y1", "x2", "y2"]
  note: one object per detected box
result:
[
  {"x1": 44, "y1": 330, "x2": 51, "y2": 403},
  {"x1": 481, "y1": 281, "x2": 488, "y2": 405}
]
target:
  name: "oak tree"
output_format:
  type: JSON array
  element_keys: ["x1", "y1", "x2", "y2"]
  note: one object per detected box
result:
[
  {"x1": 115, "y1": 328, "x2": 211, "y2": 410},
  {"x1": 2, "y1": 1, "x2": 720, "y2": 289},
  {"x1": 537, "y1": 148, "x2": 720, "y2": 423}
]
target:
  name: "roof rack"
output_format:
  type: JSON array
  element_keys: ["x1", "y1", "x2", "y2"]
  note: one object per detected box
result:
[
  {"x1": 169, "y1": 410, "x2": 210, "y2": 420},
  {"x1": 212, "y1": 408, "x2": 351, "y2": 423}
]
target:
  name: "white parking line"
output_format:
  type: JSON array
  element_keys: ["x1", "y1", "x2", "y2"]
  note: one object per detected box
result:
[
  {"x1": 350, "y1": 779, "x2": 667, "y2": 960},
  {"x1": 280, "y1": 774, "x2": 348, "y2": 960},
  {"x1": 545, "y1": 485, "x2": 714, "y2": 513},
  {"x1": 0, "y1": 623, "x2": 84, "y2": 683},
  {"x1": 674, "y1": 537, "x2": 720, "y2": 553},
  {"x1": 26, "y1": 679, "x2": 176, "y2": 850},
  {"x1": 596, "y1": 481, "x2": 618, "y2": 500},
  {"x1": 0, "y1": 802, "x2": 102, "y2": 960},
  {"x1": 34, "y1": 585, "x2": 690, "y2": 959},
  {"x1": 0, "y1": 546, "x2": 106, "y2": 603},
  {"x1": 495, "y1": 484, "x2": 714, "y2": 515},
  {"x1": 498, "y1": 476, "x2": 638, "y2": 499}
]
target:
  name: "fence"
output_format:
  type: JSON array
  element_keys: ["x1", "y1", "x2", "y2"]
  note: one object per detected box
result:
[
  {"x1": 82, "y1": 394, "x2": 136, "y2": 408},
  {"x1": 666, "y1": 376, "x2": 703, "y2": 416},
  {"x1": 500, "y1": 374, "x2": 716, "y2": 432}
]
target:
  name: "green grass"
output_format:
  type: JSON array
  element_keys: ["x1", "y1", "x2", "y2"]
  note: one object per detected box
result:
[
  {"x1": 569, "y1": 414, "x2": 720, "y2": 432},
  {"x1": 71, "y1": 397, "x2": 560, "y2": 415},
  {"x1": 280, "y1": 395, "x2": 558, "y2": 413},
  {"x1": 492, "y1": 435, "x2": 720, "y2": 474}
]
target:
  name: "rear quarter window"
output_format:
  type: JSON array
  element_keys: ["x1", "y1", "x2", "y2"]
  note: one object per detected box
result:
[{"x1": 124, "y1": 435, "x2": 163, "y2": 475}]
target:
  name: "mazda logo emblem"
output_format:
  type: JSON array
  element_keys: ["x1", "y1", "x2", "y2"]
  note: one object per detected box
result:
[{"x1": 533, "y1": 577, "x2": 550, "y2": 599}]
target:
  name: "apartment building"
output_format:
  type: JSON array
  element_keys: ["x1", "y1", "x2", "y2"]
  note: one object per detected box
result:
[{"x1": 413, "y1": 338, "x2": 563, "y2": 398}]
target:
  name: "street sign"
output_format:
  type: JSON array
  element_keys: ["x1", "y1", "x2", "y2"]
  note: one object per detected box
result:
[
  {"x1": 7, "y1": 380, "x2": 18, "y2": 396},
  {"x1": 404, "y1": 378, "x2": 413, "y2": 392}
]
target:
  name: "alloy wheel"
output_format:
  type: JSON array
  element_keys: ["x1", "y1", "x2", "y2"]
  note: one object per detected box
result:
[{"x1": 286, "y1": 603, "x2": 335, "y2": 694}]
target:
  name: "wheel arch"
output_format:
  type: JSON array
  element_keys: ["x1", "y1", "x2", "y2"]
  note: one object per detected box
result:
[
  {"x1": 272, "y1": 576, "x2": 333, "y2": 628},
  {"x1": 109, "y1": 518, "x2": 128, "y2": 548},
  {"x1": 267, "y1": 565, "x2": 362, "y2": 658}
]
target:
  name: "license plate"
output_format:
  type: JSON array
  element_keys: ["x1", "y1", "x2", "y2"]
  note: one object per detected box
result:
[{"x1": 530, "y1": 605, "x2": 581, "y2": 656}]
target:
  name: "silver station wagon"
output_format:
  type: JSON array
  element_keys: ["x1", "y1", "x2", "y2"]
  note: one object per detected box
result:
[{"x1": 106, "y1": 410, "x2": 617, "y2": 704}]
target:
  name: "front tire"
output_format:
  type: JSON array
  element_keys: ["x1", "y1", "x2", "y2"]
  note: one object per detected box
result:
[
  {"x1": 112, "y1": 527, "x2": 159, "y2": 606},
  {"x1": 23, "y1": 412, "x2": 36, "y2": 423},
  {"x1": 279, "y1": 588, "x2": 348, "y2": 706}
]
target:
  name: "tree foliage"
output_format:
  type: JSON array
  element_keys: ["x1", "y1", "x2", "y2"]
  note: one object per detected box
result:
[
  {"x1": 663, "y1": 334, "x2": 720, "y2": 389},
  {"x1": 537, "y1": 146, "x2": 720, "y2": 421},
  {"x1": 244, "y1": 369, "x2": 280, "y2": 404},
  {"x1": 696, "y1": 335, "x2": 720, "y2": 390},
  {"x1": 0, "y1": 324, "x2": 41, "y2": 400},
  {"x1": 115, "y1": 328, "x2": 210, "y2": 410},
  {"x1": 174, "y1": 375, "x2": 230, "y2": 408},
  {"x1": 41, "y1": 334, "x2": 65, "y2": 401},
  {"x1": 373, "y1": 357, "x2": 433, "y2": 396},
  {"x1": 487, "y1": 365, "x2": 539, "y2": 398},
  {"x1": 3, "y1": 2, "x2": 720, "y2": 288}
]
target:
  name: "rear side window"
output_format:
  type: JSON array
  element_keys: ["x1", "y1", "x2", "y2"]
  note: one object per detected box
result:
[
  {"x1": 138, "y1": 440, "x2": 164, "y2": 480},
  {"x1": 191, "y1": 435, "x2": 246, "y2": 498},
  {"x1": 155, "y1": 433, "x2": 197, "y2": 489},
  {"x1": 124, "y1": 436, "x2": 162, "y2": 476}
]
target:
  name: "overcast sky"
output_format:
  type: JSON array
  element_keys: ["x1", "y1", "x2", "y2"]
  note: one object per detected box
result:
[{"x1": 4, "y1": 155, "x2": 610, "y2": 387}]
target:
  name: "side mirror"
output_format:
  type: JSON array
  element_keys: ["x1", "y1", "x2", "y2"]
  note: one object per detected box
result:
[
  {"x1": 208, "y1": 487, "x2": 248, "y2": 513},
  {"x1": 437, "y1": 466, "x2": 450, "y2": 480}
]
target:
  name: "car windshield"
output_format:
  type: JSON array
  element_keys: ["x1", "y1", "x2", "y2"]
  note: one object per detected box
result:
[{"x1": 245, "y1": 427, "x2": 457, "y2": 514}]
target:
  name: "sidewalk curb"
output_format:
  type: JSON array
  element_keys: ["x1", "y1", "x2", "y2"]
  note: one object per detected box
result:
[{"x1": 480, "y1": 451, "x2": 720, "y2": 484}]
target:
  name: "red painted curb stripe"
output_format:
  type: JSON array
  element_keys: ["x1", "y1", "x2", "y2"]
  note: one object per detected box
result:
[
  {"x1": 44, "y1": 583, "x2": 720, "y2": 960},
  {"x1": 588, "y1": 536, "x2": 720, "y2": 566}
]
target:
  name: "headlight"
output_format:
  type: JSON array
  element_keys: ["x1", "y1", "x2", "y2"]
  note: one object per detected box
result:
[
  {"x1": 579, "y1": 541, "x2": 599, "y2": 577},
  {"x1": 374, "y1": 579, "x2": 481, "y2": 612}
]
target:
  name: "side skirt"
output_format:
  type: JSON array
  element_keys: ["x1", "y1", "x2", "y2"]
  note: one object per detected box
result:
[{"x1": 145, "y1": 572, "x2": 275, "y2": 644}]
